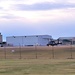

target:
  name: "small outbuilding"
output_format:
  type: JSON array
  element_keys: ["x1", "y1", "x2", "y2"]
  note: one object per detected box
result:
[{"x1": 58, "y1": 37, "x2": 75, "y2": 45}]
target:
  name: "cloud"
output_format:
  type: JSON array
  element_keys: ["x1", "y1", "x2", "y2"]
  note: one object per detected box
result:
[
  {"x1": 12, "y1": 2, "x2": 75, "y2": 11},
  {"x1": 0, "y1": 14, "x2": 18, "y2": 19},
  {"x1": 0, "y1": 7, "x2": 3, "y2": 9},
  {"x1": 0, "y1": 0, "x2": 1, "y2": 1}
]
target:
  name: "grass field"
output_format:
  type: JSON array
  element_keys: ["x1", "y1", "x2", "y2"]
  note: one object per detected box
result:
[
  {"x1": 0, "y1": 59, "x2": 75, "y2": 75},
  {"x1": 0, "y1": 46, "x2": 75, "y2": 75}
]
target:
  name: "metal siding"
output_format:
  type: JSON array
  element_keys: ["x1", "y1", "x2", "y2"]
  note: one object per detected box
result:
[
  {"x1": 6, "y1": 36, "x2": 38, "y2": 46},
  {"x1": 6, "y1": 36, "x2": 23, "y2": 46},
  {"x1": 6, "y1": 35, "x2": 52, "y2": 46},
  {"x1": 38, "y1": 36, "x2": 50, "y2": 46},
  {"x1": 22, "y1": 36, "x2": 38, "y2": 46}
]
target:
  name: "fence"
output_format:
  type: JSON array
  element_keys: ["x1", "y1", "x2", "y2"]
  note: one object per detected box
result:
[{"x1": 0, "y1": 45, "x2": 75, "y2": 59}]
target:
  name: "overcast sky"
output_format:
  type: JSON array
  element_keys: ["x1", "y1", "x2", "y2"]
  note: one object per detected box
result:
[{"x1": 0, "y1": 0, "x2": 75, "y2": 41}]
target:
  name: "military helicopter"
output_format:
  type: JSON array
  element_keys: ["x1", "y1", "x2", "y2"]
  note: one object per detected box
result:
[{"x1": 47, "y1": 39, "x2": 62, "y2": 46}]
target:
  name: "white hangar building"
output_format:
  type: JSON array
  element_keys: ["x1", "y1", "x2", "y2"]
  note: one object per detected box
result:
[{"x1": 6, "y1": 35, "x2": 52, "y2": 46}]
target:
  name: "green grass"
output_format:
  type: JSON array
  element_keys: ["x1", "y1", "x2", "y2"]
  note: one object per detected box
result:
[
  {"x1": 0, "y1": 59, "x2": 75, "y2": 75},
  {"x1": 0, "y1": 46, "x2": 75, "y2": 75}
]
